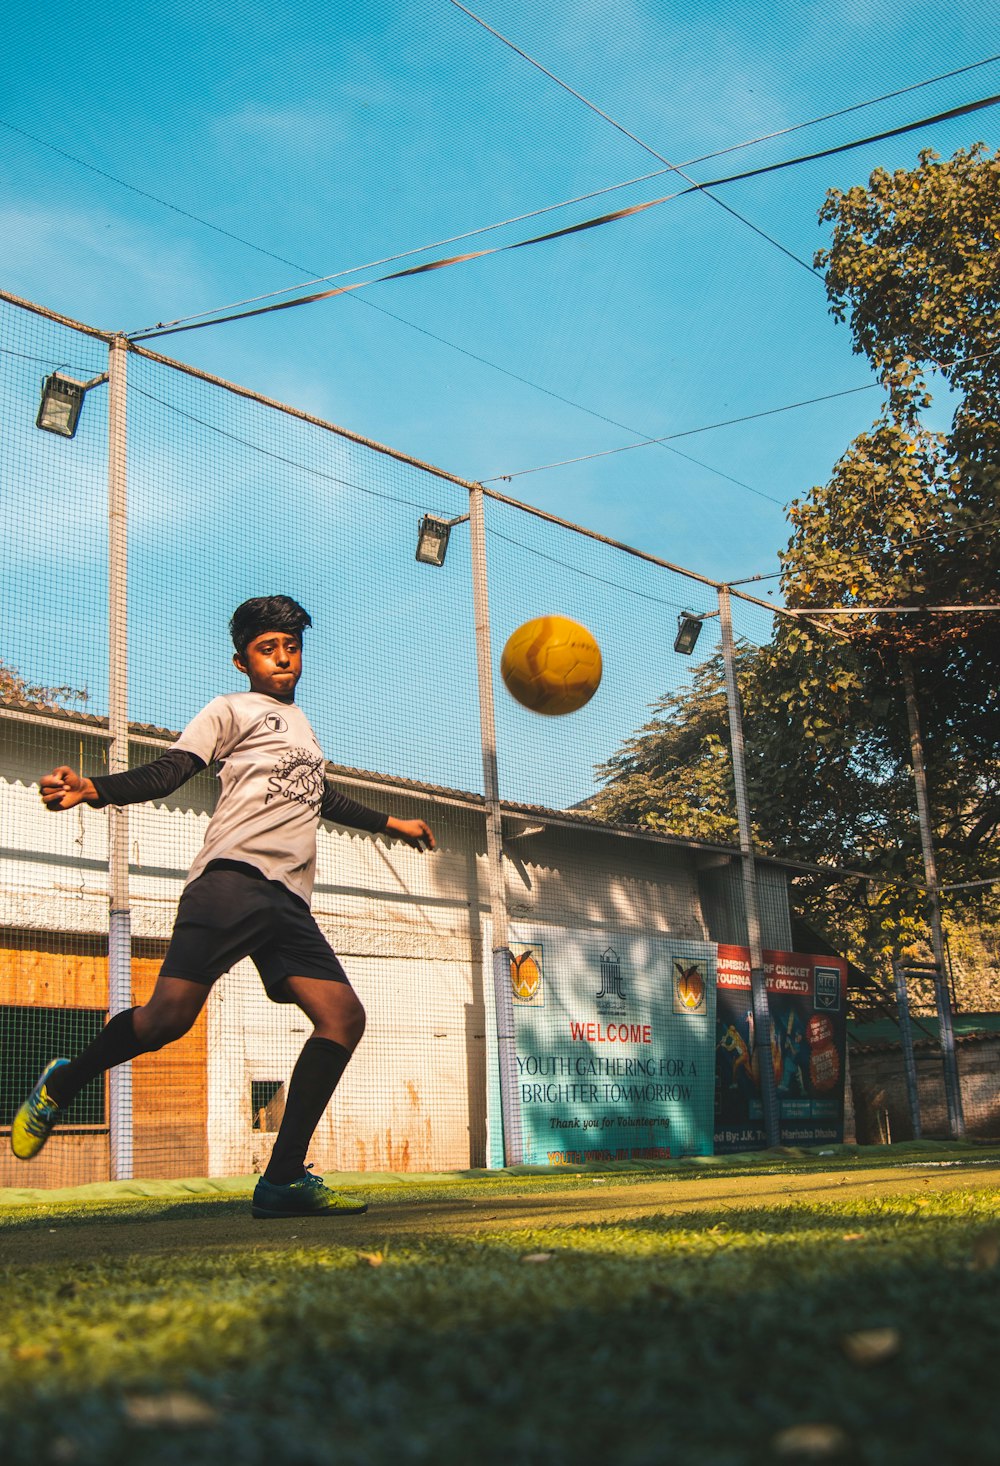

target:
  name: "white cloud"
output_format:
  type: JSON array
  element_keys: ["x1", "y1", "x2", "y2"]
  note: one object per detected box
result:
[
  {"x1": 0, "y1": 201, "x2": 218, "y2": 329},
  {"x1": 213, "y1": 104, "x2": 348, "y2": 161}
]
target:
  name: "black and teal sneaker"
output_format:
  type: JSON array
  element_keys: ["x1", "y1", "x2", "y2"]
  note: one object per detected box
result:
[
  {"x1": 252, "y1": 1166, "x2": 368, "y2": 1219},
  {"x1": 10, "y1": 1059, "x2": 70, "y2": 1159}
]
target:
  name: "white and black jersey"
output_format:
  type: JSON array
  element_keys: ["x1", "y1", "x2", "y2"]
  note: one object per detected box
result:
[{"x1": 90, "y1": 691, "x2": 387, "y2": 904}]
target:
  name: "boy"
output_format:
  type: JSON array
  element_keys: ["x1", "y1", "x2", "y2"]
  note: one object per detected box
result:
[{"x1": 11, "y1": 595, "x2": 435, "y2": 1218}]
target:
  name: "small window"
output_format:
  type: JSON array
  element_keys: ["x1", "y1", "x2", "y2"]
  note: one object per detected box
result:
[
  {"x1": 0, "y1": 1006, "x2": 106, "y2": 1127},
  {"x1": 251, "y1": 1080, "x2": 285, "y2": 1132}
]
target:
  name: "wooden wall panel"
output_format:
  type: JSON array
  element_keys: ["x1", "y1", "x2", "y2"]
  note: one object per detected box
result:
[
  {"x1": 0, "y1": 1134, "x2": 110, "y2": 1191},
  {"x1": 0, "y1": 936, "x2": 106, "y2": 1009},
  {"x1": 1, "y1": 936, "x2": 208, "y2": 1184},
  {"x1": 131, "y1": 956, "x2": 208, "y2": 1178}
]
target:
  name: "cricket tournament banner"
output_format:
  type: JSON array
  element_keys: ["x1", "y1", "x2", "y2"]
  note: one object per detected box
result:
[
  {"x1": 488, "y1": 925, "x2": 717, "y2": 1167},
  {"x1": 714, "y1": 946, "x2": 849, "y2": 1153}
]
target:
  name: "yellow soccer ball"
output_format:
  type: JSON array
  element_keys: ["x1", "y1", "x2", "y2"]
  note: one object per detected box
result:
[{"x1": 500, "y1": 615, "x2": 603, "y2": 716}]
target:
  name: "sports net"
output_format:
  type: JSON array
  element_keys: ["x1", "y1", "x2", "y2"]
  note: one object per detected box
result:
[
  {"x1": 1, "y1": 290, "x2": 996, "y2": 1191},
  {"x1": 1, "y1": 301, "x2": 114, "y2": 1188}
]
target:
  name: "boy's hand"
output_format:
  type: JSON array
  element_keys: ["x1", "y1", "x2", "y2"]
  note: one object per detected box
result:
[
  {"x1": 39, "y1": 766, "x2": 99, "y2": 812},
  {"x1": 386, "y1": 817, "x2": 436, "y2": 851}
]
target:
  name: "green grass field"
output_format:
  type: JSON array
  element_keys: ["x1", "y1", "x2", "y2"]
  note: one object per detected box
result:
[{"x1": 2, "y1": 1145, "x2": 999, "y2": 1466}]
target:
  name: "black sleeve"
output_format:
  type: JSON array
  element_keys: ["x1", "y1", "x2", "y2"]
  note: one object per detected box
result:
[
  {"x1": 90, "y1": 749, "x2": 207, "y2": 808},
  {"x1": 320, "y1": 784, "x2": 389, "y2": 834}
]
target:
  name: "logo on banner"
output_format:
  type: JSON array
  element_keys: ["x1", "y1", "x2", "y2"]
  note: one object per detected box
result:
[
  {"x1": 673, "y1": 959, "x2": 707, "y2": 1014},
  {"x1": 814, "y1": 966, "x2": 842, "y2": 1011},
  {"x1": 595, "y1": 947, "x2": 626, "y2": 1002},
  {"x1": 510, "y1": 947, "x2": 544, "y2": 1005}
]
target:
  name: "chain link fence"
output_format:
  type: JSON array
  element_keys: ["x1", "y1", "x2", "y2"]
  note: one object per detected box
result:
[{"x1": 2, "y1": 289, "x2": 996, "y2": 1189}]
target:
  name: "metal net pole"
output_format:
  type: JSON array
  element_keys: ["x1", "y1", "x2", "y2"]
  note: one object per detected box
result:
[
  {"x1": 718, "y1": 585, "x2": 780, "y2": 1147},
  {"x1": 107, "y1": 335, "x2": 133, "y2": 1180},
  {"x1": 469, "y1": 485, "x2": 521, "y2": 1166},
  {"x1": 901, "y1": 655, "x2": 964, "y2": 1140}
]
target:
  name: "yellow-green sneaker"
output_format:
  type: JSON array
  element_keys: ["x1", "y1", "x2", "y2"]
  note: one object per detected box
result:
[
  {"x1": 252, "y1": 1166, "x2": 368, "y2": 1219},
  {"x1": 11, "y1": 1059, "x2": 70, "y2": 1159}
]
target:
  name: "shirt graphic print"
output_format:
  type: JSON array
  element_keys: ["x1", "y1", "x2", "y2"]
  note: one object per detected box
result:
[{"x1": 265, "y1": 746, "x2": 326, "y2": 813}]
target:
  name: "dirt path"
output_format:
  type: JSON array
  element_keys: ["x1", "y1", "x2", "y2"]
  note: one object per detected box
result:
[{"x1": 5, "y1": 1161, "x2": 999, "y2": 1268}]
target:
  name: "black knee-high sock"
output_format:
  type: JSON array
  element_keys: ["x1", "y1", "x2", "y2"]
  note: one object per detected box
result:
[
  {"x1": 264, "y1": 1037, "x2": 352, "y2": 1185},
  {"x1": 44, "y1": 1008, "x2": 149, "y2": 1108}
]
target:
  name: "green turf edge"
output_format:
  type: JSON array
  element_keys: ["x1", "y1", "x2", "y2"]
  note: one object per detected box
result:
[{"x1": 3, "y1": 1137, "x2": 998, "y2": 1208}]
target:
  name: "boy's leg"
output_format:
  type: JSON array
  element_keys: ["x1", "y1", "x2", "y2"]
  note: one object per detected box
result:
[
  {"x1": 262, "y1": 977, "x2": 365, "y2": 1185},
  {"x1": 48, "y1": 976, "x2": 209, "y2": 1104},
  {"x1": 253, "y1": 976, "x2": 369, "y2": 1217},
  {"x1": 12, "y1": 977, "x2": 208, "y2": 1159}
]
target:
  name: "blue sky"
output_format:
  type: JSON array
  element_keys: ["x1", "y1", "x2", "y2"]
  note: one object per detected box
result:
[
  {"x1": 4, "y1": 1, "x2": 997, "y2": 576},
  {"x1": 2, "y1": 1, "x2": 997, "y2": 804}
]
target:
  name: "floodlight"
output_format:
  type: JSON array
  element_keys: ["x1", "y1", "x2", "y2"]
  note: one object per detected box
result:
[
  {"x1": 416, "y1": 514, "x2": 453, "y2": 566},
  {"x1": 415, "y1": 511, "x2": 470, "y2": 567},
  {"x1": 674, "y1": 610, "x2": 704, "y2": 655},
  {"x1": 36, "y1": 371, "x2": 108, "y2": 439}
]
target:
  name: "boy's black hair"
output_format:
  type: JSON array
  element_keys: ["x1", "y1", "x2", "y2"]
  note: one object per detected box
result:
[{"x1": 230, "y1": 596, "x2": 313, "y2": 660}]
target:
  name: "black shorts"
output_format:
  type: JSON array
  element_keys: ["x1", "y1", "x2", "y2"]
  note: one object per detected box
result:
[{"x1": 161, "y1": 861, "x2": 350, "y2": 1002}]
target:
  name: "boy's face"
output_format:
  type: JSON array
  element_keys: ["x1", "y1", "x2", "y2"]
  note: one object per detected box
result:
[{"x1": 234, "y1": 630, "x2": 302, "y2": 702}]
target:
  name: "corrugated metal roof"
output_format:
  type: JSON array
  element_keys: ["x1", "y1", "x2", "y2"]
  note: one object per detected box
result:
[
  {"x1": 0, "y1": 694, "x2": 803, "y2": 870},
  {"x1": 849, "y1": 1013, "x2": 1000, "y2": 1053},
  {"x1": 0, "y1": 695, "x2": 176, "y2": 741}
]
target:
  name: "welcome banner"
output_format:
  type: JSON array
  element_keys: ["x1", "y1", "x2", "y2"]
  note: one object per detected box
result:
[{"x1": 488, "y1": 925, "x2": 717, "y2": 1167}]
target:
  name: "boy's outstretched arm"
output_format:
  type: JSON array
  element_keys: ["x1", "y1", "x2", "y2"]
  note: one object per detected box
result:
[
  {"x1": 320, "y1": 786, "x2": 435, "y2": 851},
  {"x1": 385, "y1": 816, "x2": 436, "y2": 851},
  {"x1": 39, "y1": 766, "x2": 99, "y2": 811},
  {"x1": 39, "y1": 751, "x2": 206, "y2": 812}
]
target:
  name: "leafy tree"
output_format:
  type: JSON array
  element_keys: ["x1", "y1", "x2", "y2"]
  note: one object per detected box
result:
[
  {"x1": 595, "y1": 650, "x2": 740, "y2": 846},
  {"x1": 785, "y1": 143, "x2": 1000, "y2": 883},
  {"x1": 595, "y1": 145, "x2": 1000, "y2": 979}
]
